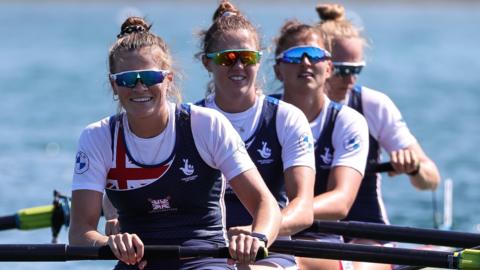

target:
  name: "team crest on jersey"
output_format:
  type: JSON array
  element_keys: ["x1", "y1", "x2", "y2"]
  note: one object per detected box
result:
[
  {"x1": 179, "y1": 158, "x2": 198, "y2": 182},
  {"x1": 257, "y1": 141, "x2": 274, "y2": 165},
  {"x1": 298, "y1": 133, "x2": 314, "y2": 153},
  {"x1": 75, "y1": 151, "x2": 89, "y2": 174},
  {"x1": 320, "y1": 147, "x2": 333, "y2": 166},
  {"x1": 344, "y1": 135, "x2": 361, "y2": 152},
  {"x1": 148, "y1": 196, "x2": 177, "y2": 213}
]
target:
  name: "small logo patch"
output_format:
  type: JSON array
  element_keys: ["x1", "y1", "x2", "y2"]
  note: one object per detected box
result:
[
  {"x1": 75, "y1": 151, "x2": 89, "y2": 174},
  {"x1": 298, "y1": 133, "x2": 314, "y2": 153},
  {"x1": 320, "y1": 147, "x2": 333, "y2": 165},
  {"x1": 344, "y1": 135, "x2": 361, "y2": 152},
  {"x1": 257, "y1": 141, "x2": 272, "y2": 159}
]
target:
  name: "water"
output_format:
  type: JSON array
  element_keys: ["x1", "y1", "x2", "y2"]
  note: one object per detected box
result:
[{"x1": 0, "y1": 1, "x2": 479, "y2": 269}]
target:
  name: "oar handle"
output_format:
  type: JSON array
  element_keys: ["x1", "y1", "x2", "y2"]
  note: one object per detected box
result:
[
  {"x1": 0, "y1": 244, "x2": 268, "y2": 262},
  {"x1": 368, "y1": 162, "x2": 394, "y2": 173}
]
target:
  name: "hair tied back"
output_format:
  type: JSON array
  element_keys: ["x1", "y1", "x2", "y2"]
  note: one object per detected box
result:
[{"x1": 117, "y1": 24, "x2": 151, "y2": 38}]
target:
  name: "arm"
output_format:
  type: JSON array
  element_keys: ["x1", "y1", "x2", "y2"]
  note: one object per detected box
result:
[
  {"x1": 279, "y1": 165, "x2": 314, "y2": 236},
  {"x1": 389, "y1": 143, "x2": 440, "y2": 190},
  {"x1": 69, "y1": 190, "x2": 107, "y2": 246},
  {"x1": 102, "y1": 194, "x2": 120, "y2": 235},
  {"x1": 69, "y1": 190, "x2": 144, "y2": 267},
  {"x1": 229, "y1": 168, "x2": 281, "y2": 246},
  {"x1": 312, "y1": 166, "x2": 363, "y2": 220}
]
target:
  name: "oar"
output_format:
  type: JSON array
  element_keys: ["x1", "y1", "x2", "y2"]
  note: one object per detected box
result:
[
  {"x1": 0, "y1": 191, "x2": 70, "y2": 243},
  {"x1": 269, "y1": 240, "x2": 480, "y2": 269},
  {"x1": 0, "y1": 244, "x2": 267, "y2": 262},
  {"x1": 1, "y1": 242, "x2": 479, "y2": 269},
  {"x1": 305, "y1": 220, "x2": 480, "y2": 248},
  {"x1": 368, "y1": 161, "x2": 394, "y2": 173}
]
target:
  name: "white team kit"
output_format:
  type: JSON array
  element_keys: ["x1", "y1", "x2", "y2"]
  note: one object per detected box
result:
[
  {"x1": 203, "y1": 93, "x2": 316, "y2": 171},
  {"x1": 72, "y1": 102, "x2": 255, "y2": 192},
  {"x1": 310, "y1": 95, "x2": 369, "y2": 175},
  {"x1": 345, "y1": 86, "x2": 416, "y2": 152}
]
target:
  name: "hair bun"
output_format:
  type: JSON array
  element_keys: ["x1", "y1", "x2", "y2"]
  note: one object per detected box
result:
[
  {"x1": 118, "y1": 16, "x2": 151, "y2": 38},
  {"x1": 316, "y1": 4, "x2": 345, "y2": 22},
  {"x1": 212, "y1": 0, "x2": 240, "y2": 21}
]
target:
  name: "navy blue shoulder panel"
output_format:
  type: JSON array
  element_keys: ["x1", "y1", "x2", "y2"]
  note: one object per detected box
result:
[
  {"x1": 194, "y1": 99, "x2": 206, "y2": 107},
  {"x1": 313, "y1": 101, "x2": 342, "y2": 195},
  {"x1": 348, "y1": 85, "x2": 363, "y2": 114}
]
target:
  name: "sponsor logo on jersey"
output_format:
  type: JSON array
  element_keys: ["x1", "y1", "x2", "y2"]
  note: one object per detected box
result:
[
  {"x1": 299, "y1": 132, "x2": 314, "y2": 153},
  {"x1": 148, "y1": 196, "x2": 177, "y2": 213},
  {"x1": 320, "y1": 147, "x2": 333, "y2": 165},
  {"x1": 75, "y1": 151, "x2": 89, "y2": 174},
  {"x1": 180, "y1": 158, "x2": 198, "y2": 182},
  {"x1": 344, "y1": 135, "x2": 361, "y2": 152},
  {"x1": 256, "y1": 141, "x2": 274, "y2": 165}
]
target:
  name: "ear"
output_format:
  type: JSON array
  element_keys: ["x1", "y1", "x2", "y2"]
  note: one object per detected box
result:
[
  {"x1": 325, "y1": 60, "x2": 333, "y2": 78},
  {"x1": 273, "y1": 64, "x2": 283, "y2": 82},
  {"x1": 202, "y1": 55, "x2": 213, "y2": 73},
  {"x1": 167, "y1": 72, "x2": 173, "y2": 82}
]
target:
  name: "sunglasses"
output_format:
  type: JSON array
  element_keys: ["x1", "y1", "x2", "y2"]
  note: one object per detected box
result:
[
  {"x1": 205, "y1": 49, "x2": 262, "y2": 66},
  {"x1": 332, "y1": 61, "x2": 365, "y2": 77},
  {"x1": 276, "y1": 45, "x2": 331, "y2": 64},
  {"x1": 110, "y1": 69, "x2": 170, "y2": 88}
]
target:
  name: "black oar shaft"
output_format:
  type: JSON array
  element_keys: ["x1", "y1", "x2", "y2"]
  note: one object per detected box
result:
[
  {"x1": 271, "y1": 240, "x2": 457, "y2": 269},
  {"x1": 0, "y1": 244, "x2": 266, "y2": 262},
  {"x1": 0, "y1": 215, "x2": 17, "y2": 231},
  {"x1": 368, "y1": 162, "x2": 394, "y2": 173},
  {"x1": 310, "y1": 220, "x2": 480, "y2": 248}
]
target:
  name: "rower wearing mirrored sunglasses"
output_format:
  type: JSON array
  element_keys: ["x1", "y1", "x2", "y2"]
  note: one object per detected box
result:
[
  {"x1": 317, "y1": 4, "x2": 441, "y2": 270},
  {"x1": 272, "y1": 20, "x2": 370, "y2": 270},
  {"x1": 195, "y1": 1, "x2": 316, "y2": 270},
  {"x1": 69, "y1": 16, "x2": 282, "y2": 270}
]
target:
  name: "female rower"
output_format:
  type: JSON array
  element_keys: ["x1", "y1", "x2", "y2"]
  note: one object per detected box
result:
[
  {"x1": 69, "y1": 16, "x2": 281, "y2": 270},
  {"x1": 273, "y1": 20, "x2": 369, "y2": 270},
  {"x1": 317, "y1": 3, "x2": 441, "y2": 269},
  {"x1": 196, "y1": 1, "x2": 316, "y2": 269}
]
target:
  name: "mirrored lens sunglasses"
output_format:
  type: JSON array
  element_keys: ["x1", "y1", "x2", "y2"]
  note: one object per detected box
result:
[
  {"x1": 332, "y1": 61, "x2": 365, "y2": 77},
  {"x1": 205, "y1": 49, "x2": 262, "y2": 66},
  {"x1": 110, "y1": 69, "x2": 170, "y2": 88},
  {"x1": 276, "y1": 45, "x2": 331, "y2": 64}
]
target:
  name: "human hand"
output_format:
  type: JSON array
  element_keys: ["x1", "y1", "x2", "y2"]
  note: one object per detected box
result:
[
  {"x1": 227, "y1": 225, "x2": 252, "y2": 237},
  {"x1": 105, "y1": 218, "x2": 120, "y2": 235},
  {"x1": 107, "y1": 233, "x2": 147, "y2": 269},
  {"x1": 228, "y1": 232, "x2": 266, "y2": 265},
  {"x1": 389, "y1": 148, "x2": 420, "y2": 176}
]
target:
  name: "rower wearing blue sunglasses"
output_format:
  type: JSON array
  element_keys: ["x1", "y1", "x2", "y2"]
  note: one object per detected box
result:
[
  {"x1": 70, "y1": 16, "x2": 281, "y2": 270},
  {"x1": 273, "y1": 20, "x2": 370, "y2": 270},
  {"x1": 318, "y1": 3, "x2": 440, "y2": 270}
]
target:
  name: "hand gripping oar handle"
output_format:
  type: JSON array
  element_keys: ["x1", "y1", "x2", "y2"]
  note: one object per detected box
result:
[
  {"x1": 0, "y1": 244, "x2": 268, "y2": 262},
  {"x1": 367, "y1": 162, "x2": 394, "y2": 173}
]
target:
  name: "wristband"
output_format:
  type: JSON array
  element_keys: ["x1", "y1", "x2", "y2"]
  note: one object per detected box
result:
[
  {"x1": 251, "y1": 232, "x2": 268, "y2": 246},
  {"x1": 407, "y1": 163, "x2": 421, "y2": 176}
]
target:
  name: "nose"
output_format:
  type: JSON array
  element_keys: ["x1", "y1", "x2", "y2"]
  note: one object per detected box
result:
[
  {"x1": 342, "y1": 74, "x2": 357, "y2": 84},
  {"x1": 230, "y1": 57, "x2": 245, "y2": 69},
  {"x1": 132, "y1": 79, "x2": 148, "y2": 92},
  {"x1": 300, "y1": 55, "x2": 312, "y2": 66}
]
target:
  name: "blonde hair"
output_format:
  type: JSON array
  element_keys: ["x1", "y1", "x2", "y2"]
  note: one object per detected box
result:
[
  {"x1": 109, "y1": 16, "x2": 181, "y2": 106},
  {"x1": 316, "y1": 3, "x2": 367, "y2": 51},
  {"x1": 273, "y1": 19, "x2": 328, "y2": 57}
]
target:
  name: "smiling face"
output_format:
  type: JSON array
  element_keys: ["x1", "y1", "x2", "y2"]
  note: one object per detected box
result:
[
  {"x1": 275, "y1": 32, "x2": 332, "y2": 96},
  {"x1": 110, "y1": 46, "x2": 171, "y2": 122},
  {"x1": 327, "y1": 37, "x2": 364, "y2": 102},
  {"x1": 203, "y1": 29, "x2": 260, "y2": 106}
]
